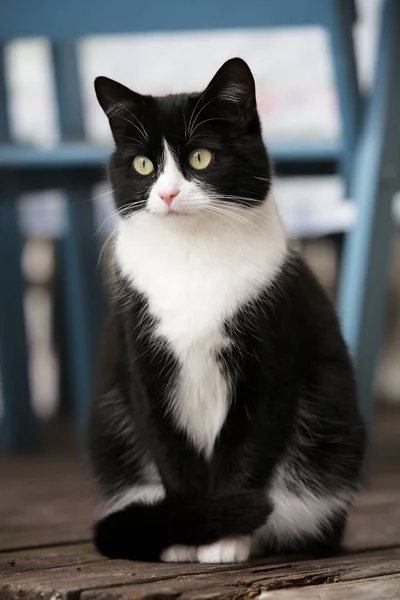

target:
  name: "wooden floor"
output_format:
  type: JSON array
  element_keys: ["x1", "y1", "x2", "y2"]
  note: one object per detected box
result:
[{"x1": 1, "y1": 407, "x2": 400, "y2": 600}]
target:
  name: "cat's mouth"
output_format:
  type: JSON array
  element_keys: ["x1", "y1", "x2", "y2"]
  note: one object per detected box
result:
[
  {"x1": 164, "y1": 208, "x2": 193, "y2": 218},
  {"x1": 149, "y1": 206, "x2": 196, "y2": 220}
]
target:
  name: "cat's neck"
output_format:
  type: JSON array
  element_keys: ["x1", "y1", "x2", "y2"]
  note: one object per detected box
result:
[{"x1": 115, "y1": 195, "x2": 288, "y2": 313}]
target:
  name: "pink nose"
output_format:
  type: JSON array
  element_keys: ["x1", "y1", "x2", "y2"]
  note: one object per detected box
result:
[{"x1": 158, "y1": 189, "x2": 179, "y2": 205}]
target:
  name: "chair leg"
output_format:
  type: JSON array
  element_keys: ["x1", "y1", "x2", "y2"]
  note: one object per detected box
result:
[
  {"x1": 50, "y1": 43, "x2": 106, "y2": 445},
  {"x1": 52, "y1": 239, "x2": 72, "y2": 418},
  {"x1": 61, "y1": 187, "x2": 106, "y2": 445},
  {"x1": 0, "y1": 197, "x2": 37, "y2": 449},
  {"x1": 338, "y1": 0, "x2": 400, "y2": 430},
  {"x1": 327, "y1": 0, "x2": 361, "y2": 191}
]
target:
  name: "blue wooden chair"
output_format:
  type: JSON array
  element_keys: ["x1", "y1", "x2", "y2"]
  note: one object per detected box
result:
[
  {"x1": 0, "y1": 0, "x2": 398, "y2": 449},
  {"x1": 338, "y1": 0, "x2": 400, "y2": 428}
]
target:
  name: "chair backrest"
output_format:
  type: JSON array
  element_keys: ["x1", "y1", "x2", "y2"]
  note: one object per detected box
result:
[
  {"x1": 0, "y1": 0, "x2": 356, "y2": 40},
  {"x1": 0, "y1": 0, "x2": 359, "y2": 449},
  {"x1": 0, "y1": 0, "x2": 359, "y2": 184}
]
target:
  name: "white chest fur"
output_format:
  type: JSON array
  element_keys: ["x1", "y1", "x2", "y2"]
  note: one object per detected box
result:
[{"x1": 115, "y1": 200, "x2": 287, "y2": 457}]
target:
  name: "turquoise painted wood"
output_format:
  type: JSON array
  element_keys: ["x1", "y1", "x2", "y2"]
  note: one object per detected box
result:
[
  {"x1": 0, "y1": 0, "x2": 355, "y2": 40},
  {"x1": 1, "y1": 0, "x2": 395, "y2": 447},
  {"x1": 0, "y1": 0, "x2": 356, "y2": 172},
  {"x1": 0, "y1": 140, "x2": 342, "y2": 170},
  {"x1": 51, "y1": 42, "x2": 106, "y2": 442},
  {"x1": 58, "y1": 185, "x2": 105, "y2": 440},
  {"x1": 339, "y1": 0, "x2": 400, "y2": 429},
  {"x1": 0, "y1": 193, "x2": 38, "y2": 449},
  {"x1": 326, "y1": 0, "x2": 361, "y2": 190},
  {"x1": 0, "y1": 46, "x2": 37, "y2": 449}
]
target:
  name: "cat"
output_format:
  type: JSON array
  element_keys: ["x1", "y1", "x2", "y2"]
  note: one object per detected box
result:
[{"x1": 89, "y1": 58, "x2": 365, "y2": 564}]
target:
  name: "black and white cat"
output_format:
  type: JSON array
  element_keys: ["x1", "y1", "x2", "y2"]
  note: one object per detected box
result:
[{"x1": 89, "y1": 58, "x2": 365, "y2": 564}]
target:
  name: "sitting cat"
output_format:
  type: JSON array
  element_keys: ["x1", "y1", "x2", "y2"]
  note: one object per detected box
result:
[{"x1": 89, "y1": 58, "x2": 365, "y2": 563}]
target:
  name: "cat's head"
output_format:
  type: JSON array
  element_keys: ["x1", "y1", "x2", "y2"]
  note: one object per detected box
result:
[{"x1": 95, "y1": 58, "x2": 271, "y2": 221}]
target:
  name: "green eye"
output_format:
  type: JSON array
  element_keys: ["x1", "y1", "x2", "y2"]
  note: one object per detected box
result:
[
  {"x1": 133, "y1": 155, "x2": 154, "y2": 176},
  {"x1": 188, "y1": 148, "x2": 212, "y2": 170}
]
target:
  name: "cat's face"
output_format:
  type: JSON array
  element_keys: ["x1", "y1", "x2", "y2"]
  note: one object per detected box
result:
[{"x1": 95, "y1": 58, "x2": 271, "y2": 221}]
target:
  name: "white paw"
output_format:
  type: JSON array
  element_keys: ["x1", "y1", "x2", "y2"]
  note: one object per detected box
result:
[
  {"x1": 160, "y1": 544, "x2": 198, "y2": 562},
  {"x1": 196, "y1": 536, "x2": 251, "y2": 563}
]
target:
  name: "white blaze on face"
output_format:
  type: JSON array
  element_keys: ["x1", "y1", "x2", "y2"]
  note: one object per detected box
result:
[{"x1": 146, "y1": 140, "x2": 210, "y2": 216}]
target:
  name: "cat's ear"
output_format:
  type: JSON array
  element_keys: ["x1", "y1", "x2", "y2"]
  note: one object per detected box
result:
[
  {"x1": 204, "y1": 58, "x2": 257, "y2": 123},
  {"x1": 94, "y1": 76, "x2": 146, "y2": 141}
]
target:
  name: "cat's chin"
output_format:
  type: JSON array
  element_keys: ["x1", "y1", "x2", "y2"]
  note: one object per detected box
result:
[
  {"x1": 165, "y1": 210, "x2": 193, "y2": 218},
  {"x1": 152, "y1": 210, "x2": 200, "y2": 222}
]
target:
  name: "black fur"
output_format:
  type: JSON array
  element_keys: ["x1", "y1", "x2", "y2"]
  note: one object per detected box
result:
[
  {"x1": 89, "y1": 58, "x2": 365, "y2": 562},
  {"x1": 94, "y1": 491, "x2": 272, "y2": 561}
]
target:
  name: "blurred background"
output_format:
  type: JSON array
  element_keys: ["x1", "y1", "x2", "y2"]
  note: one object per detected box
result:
[{"x1": 0, "y1": 0, "x2": 399, "y2": 452}]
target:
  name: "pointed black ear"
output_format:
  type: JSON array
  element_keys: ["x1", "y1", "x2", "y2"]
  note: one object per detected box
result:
[
  {"x1": 204, "y1": 58, "x2": 257, "y2": 123},
  {"x1": 94, "y1": 76, "x2": 141, "y2": 115},
  {"x1": 94, "y1": 76, "x2": 146, "y2": 142}
]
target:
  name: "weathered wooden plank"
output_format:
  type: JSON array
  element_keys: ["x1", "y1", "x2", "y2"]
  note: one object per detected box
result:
[
  {"x1": 0, "y1": 523, "x2": 91, "y2": 552},
  {"x1": 180, "y1": 588, "x2": 243, "y2": 600},
  {"x1": 0, "y1": 469, "x2": 94, "y2": 531},
  {"x1": 0, "y1": 456, "x2": 93, "y2": 551},
  {"x1": 344, "y1": 502, "x2": 400, "y2": 551},
  {"x1": 2, "y1": 547, "x2": 399, "y2": 600},
  {"x1": 85, "y1": 583, "x2": 244, "y2": 600},
  {"x1": 356, "y1": 492, "x2": 400, "y2": 511},
  {"x1": 79, "y1": 549, "x2": 400, "y2": 600},
  {"x1": 0, "y1": 559, "x2": 256, "y2": 600},
  {"x1": 0, "y1": 543, "x2": 104, "y2": 575},
  {"x1": 257, "y1": 574, "x2": 400, "y2": 599},
  {"x1": 0, "y1": 456, "x2": 95, "y2": 557}
]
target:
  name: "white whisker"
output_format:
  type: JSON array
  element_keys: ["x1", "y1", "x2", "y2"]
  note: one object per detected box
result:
[
  {"x1": 187, "y1": 88, "x2": 210, "y2": 139},
  {"x1": 204, "y1": 206, "x2": 248, "y2": 236},
  {"x1": 181, "y1": 107, "x2": 188, "y2": 140},
  {"x1": 119, "y1": 135, "x2": 147, "y2": 146},
  {"x1": 254, "y1": 176, "x2": 273, "y2": 183},
  {"x1": 121, "y1": 103, "x2": 149, "y2": 141},
  {"x1": 208, "y1": 203, "x2": 267, "y2": 236},
  {"x1": 93, "y1": 200, "x2": 148, "y2": 239},
  {"x1": 107, "y1": 102, "x2": 149, "y2": 142},
  {"x1": 97, "y1": 229, "x2": 117, "y2": 269},
  {"x1": 188, "y1": 94, "x2": 219, "y2": 139},
  {"x1": 189, "y1": 117, "x2": 229, "y2": 139},
  {"x1": 91, "y1": 188, "x2": 117, "y2": 201}
]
